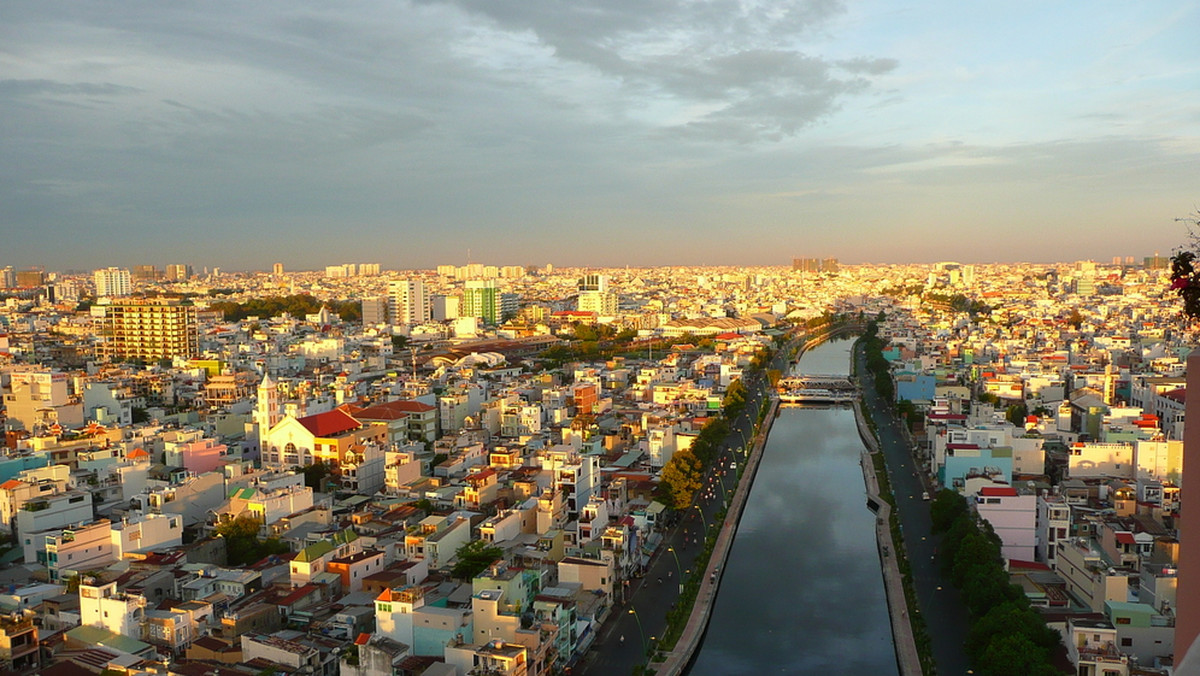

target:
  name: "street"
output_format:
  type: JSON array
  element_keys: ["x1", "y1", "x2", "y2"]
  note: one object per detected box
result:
[{"x1": 855, "y1": 343, "x2": 971, "y2": 676}]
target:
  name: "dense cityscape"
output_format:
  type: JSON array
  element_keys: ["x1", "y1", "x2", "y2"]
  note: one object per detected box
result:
[{"x1": 0, "y1": 257, "x2": 1193, "y2": 675}]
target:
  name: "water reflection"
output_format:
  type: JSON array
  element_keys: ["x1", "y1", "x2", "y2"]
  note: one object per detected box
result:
[{"x1": 689, "y1": 340, "x2": 897, "y2": 676}]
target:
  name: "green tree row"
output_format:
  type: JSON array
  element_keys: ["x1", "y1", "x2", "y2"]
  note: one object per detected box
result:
[
  {"x1": 861, "y1": 319, "x2": 895, "y2": 401},
  {"x1": 930, "y1": 491, "x2": 1064, "y2": 675},
  {"x1": 209, "y1": 293, "x2": 361, "y2": 323},
  {"x1": 655, "y1": 415, "x2": 733, "y2": 509}
]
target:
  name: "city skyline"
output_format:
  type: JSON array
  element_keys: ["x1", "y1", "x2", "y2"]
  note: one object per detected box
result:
[{"x1": 3, "y1": 1, "x2": 1198, "y2": 270}]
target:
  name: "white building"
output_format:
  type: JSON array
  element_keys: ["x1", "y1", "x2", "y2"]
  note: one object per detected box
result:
[
  {"x1": 1067, "y1": 442, "x2": 1135, "y2": 479},
  {"x1": 93, "y1": 267, "x2": 132, "y2": 298},
  {"x1": 1036, "y1": 491, "x2": 1071, "y2": 567},
  {"x1": 111, "y1": 513, "x2": 183, "y2": 558},
  {"x1": 389, "y1": 280, "x2": 431, "y2": 325},
  {"x1": 973, "y1": 485, "x2": 1037, "y2": 562},
  {"x1": 79, "y1": 580, "x2": 145, "y2": 637}
]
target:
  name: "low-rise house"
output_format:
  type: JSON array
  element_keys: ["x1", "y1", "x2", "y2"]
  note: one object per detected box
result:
[{"x1": 0, "y1": 611, "x2": 38, "y2": 671}]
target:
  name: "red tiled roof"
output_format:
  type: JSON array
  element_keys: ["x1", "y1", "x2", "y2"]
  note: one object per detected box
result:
[
  {"x1": 297, "y1": 408, "x2": 361, "y2": 437},
  {"x1": 351, "y1": 399, "x2": 435, "y2": 420},
  {"x1": 276, "y1": 584, "x2": 318, "y2": 606},
  {"x1": 466, "y1": 468, "x2": 497, "y2": 483},
  {"x1": 1163, "y1": 388, "x2": 1186, "y2": 403},
  {"x1": 355, "y1": 633, "x2": 371, "y2": 646},
  {"x1": 0, "y1": 479, "x2": 23, "y2": 491},
  {"x1": 1114, "y1": 532, "x2": 1136, "y2": 545},
  {"x1": 128, "y1": 447, "x2": 150, "y2": 459}
]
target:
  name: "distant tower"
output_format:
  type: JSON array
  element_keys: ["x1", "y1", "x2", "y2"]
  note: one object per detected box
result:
[
  {"x1": 94, "y1": 267, "x2": 132, "y2": 298},
  {"x1": 256, "y1": 374, "x2": 281, "y2": 455},
  {"x1": 273, "y1": 263, "x2": 284, "y2": 275},
  {"x1": 389, "y1": 279, "x2": 431, "y2": 325}
]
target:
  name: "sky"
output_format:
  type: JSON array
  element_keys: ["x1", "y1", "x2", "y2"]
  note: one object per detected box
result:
[{"x1": 3, "y1": 1, "x2": 1199, "y2": 271}]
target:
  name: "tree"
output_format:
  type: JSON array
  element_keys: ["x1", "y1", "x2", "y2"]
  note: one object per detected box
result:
[
  {"x1": 930, "y1": 490, "x2": 968, "y2": 533},
  {"x1": 452, "y1": 540, "x2": 504, "y2": 581},
  {"x1": 658, "y1": 448, "x2": 704, "y2": 510},
  {"x1": 975, "y1": 633, "x2": 1055, "y2": 676},
  {"x1": 216, "y1": 515, "x2": 290, "y2": 566},
  {"x1": 1005, "y1": 403, "x2": 1029, "y2": 426},
  {"x1": 767, "y1": 369, "x2": 783, "y2": 387},
  {"x1": 960, "y1": 565, "x2": 1019, "y2": 616},
  {"x1": 966, "y1": 601, "x2": 1060, "y2": 661},
  {"x1": 299, "y1": 461, "x2": 331, "y2": 491},
  {"x1": 334, "y1": 301, "x2": 362, "y2": 323},
  {"x1": 722, "y1": 379, "x2": 747, "y2": 417},
  {"x1": 951, "y1": 530, "x2": 1001, "y2": 587},
  {"x1": 1066, "y1": 308, "x2": 1084, "y2": 329}
]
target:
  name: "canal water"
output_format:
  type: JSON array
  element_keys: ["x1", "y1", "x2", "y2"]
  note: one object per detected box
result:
[{"x1": 688, "y1": 339, "x2": 898, "y2": 675}]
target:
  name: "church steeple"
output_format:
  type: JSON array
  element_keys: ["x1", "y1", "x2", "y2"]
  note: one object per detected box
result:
[{"x1": 256, "y1": 373, "x2": 281, "y2": 457}]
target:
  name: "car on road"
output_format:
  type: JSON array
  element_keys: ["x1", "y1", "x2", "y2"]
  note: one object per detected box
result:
[{"x1": 922, "y1": 491, "x2": 930, "y2": 501}]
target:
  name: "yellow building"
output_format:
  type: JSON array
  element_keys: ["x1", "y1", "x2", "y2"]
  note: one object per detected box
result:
[{"x1": 97, "y1": 298, "x2": 199, "y2": 362}]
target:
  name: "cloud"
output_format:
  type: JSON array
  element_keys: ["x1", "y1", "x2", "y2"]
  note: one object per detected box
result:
[
  {"x1": 0, "y1": 79, "x2": 143, "y2": 98},
  {"x1": 413, "y1": 0, "x2": 891, "y2": 141}
]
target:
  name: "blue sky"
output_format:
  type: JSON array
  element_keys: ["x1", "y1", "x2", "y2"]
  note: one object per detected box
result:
[{"x1": 2, "y1": 1, "x2": 1198, "y2": 271}]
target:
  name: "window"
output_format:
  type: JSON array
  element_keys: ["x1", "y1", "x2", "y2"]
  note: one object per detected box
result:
[
  {"x1": 1116, "y1": 617, "x2": 1131, "y2": 625},
  {"x1": 1120, "y1": 638, "x2": 1133, "y2": 647}
]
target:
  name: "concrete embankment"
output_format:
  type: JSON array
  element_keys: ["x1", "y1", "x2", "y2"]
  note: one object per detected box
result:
[
  {"x1": 853, "y1": 398, "x2": 923, "y2": 676},
  {"x1": 653, "y1": 396, "x2": 780, "y2": 675}
]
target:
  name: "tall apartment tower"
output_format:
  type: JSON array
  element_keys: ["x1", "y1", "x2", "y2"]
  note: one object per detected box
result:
[
  {"x1": 462, "y1": 280, "x2": 500, "y2": 325},
  {"x1": 94, "y1": 268, "x2": 132, "y2": 298},
  {"x1": 577, "y1": 274, "x2": 617, "y2": 316},
  {"x1": 273, "y1": 263, "x2": 284, "y2": 275},
  {"x1": 388, "y1": 280, "x2": 430, "y2": 325},
  {"x1": 165, "y1": 264, "x2": 192, "y2": 281},
  {"x1": 96, "y1": 298, "x2": 198, "y2": 362}
]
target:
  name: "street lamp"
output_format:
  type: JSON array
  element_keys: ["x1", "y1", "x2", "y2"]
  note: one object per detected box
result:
[
  {"x1": 712, "y1": 473, "x2": 728, "y2": 504},
  {"x1": 667, "y1": 547, "x2": 683, "y2": 593},
  {"x1": 692, "y1": 505, "x2": 707, "y2": 532},
  {"x1": 628, "y1": 608, "x2": 647, "y2": 657}
]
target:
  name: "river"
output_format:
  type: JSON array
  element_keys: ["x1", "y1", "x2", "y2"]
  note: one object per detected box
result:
[{"x1": 687, "y1": 338, "x2": 899, "y2": 675}]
